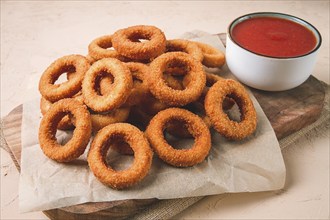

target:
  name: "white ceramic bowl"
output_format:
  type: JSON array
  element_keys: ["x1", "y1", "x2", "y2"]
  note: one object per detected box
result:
[{"x1": 226, "y1": 12, "x2": 322, "y2": 91}]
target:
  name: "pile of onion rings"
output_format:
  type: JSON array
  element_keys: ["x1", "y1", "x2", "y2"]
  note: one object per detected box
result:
[{"x1": 38, "y1": 25, "x2": 257, "y2": 189}]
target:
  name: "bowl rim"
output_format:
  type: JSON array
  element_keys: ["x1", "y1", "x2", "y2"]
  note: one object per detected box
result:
[{"x1": 227, "y1": 12, "x2": 322, "y2": 59}]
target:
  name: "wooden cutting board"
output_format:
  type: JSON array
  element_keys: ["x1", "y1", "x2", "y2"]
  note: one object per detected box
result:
[{"x1": 1, "y1": 34, "x2": 326, "y2": 220}]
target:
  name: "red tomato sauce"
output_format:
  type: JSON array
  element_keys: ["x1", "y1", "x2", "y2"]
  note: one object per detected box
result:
[{"x1": 231, "y1": 16, "x2": 317, "y2": 58}]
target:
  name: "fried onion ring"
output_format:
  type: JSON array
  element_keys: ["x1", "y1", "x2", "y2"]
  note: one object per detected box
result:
[
  {"x1": 48, "y1": 91, "x2": 129, "y2": 132},
  {"x1": 194, "y1": 41, "x2": 226, "y2": 68},
  {"x1": 38, "y1": 98, "x2": 92, "y2": 162},
  {"x1": 97, "y1": 74, "x2": 114, "y2": 95},
  {"x1": 183, "y1": 72, "x2": 234, "y2": 110},
  {"x1": 91, "y1": 107, "x2": 130, "y2": 132},
  {"x1": 112, "y1": 25, "x2": 166, "y2": 60},
  {"x1": 109, "y1": 107, "x2": 150, "y2": 156},
  {"x1": 40, "y1": 97, "x2": 74, "y2": 130},
  {"x1": 205, "y1": 79, "x2": 257, "y2": 140},
  {"x1": 95, "y1": 62, "x2": 149, "y2": 106},
  {"x1": 166, "y1": 102, "x2": 211, "y2": 138},
  {"x1": 88, "y1": 35, "x2": 129, "y2": 61},
  {"x1": 39, "y1": 55, "x2": 90, "y2": 102},
  {"x1": 147, "y1": 52, "x2": 206, "y2": 106},
  {"x1": 86, "y1": 54, "x2": 97, "y2": 64},
  {"x1": 166, "y1": 39, "x2": 203, "y2": 62},
  {"x1": 88, "y1": 123, "x2": 153, "y2": 189},
  {"x1": 203, "y1": 73, "x2": 235, "y2": 110},
  {"x1": 82, "y1": 58, "x2": 133, "y2": 112},
  {"x1": 68, "y1": 69, "x2": 114, "y2": 97},
  {"x1": 146, "y1": 108, "x2": 211, "y2": 167},
  {"x1": 123, "y1": 62, "x2": 150, "y2": 106}
]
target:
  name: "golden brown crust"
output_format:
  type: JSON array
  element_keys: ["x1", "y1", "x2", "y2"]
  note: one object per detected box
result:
[
  {"x1": 194, "y1": 41, "x2": 226, "y2": 68},
  {"x1": 145, "y1": 108, "x2": 211, "y2": 167},
  {"x1": 38, "y1": 98, "x2": 92, "y2": 162},
  {"x1": 200, "y1": 73, "x2": 235, "y2": 110},
  {"x1": 147, "y1": 52, "x2": 206, "y2": 106},
  {"x1": 82, "y1": 58, "x2": 133, "y2": 112},
  {"x1": 88, "y1": 123, "x2": 153, "y2": 189},
  {"x1": 96, "y1": 62, "x2": 150, "y2": 107},
  {"x1": 112, "y1": 25, "x2": 166, "y2": 60},
  {"x1": 166, "y1": 39, "x2": 203, "y2": 62},
  {"x1": 166, "y1": 102, "x2": 211, "y2": 138},
  {"x1": 205, "y1": 79, "x2": 257, "y2": 140},
  {"x1": 90, "y1": 107, "x2": 130, "y2": 133},
  {"x1": 139, "y1": 94, "x2": 169, "y2": 116},
  {"x1": 43, "y1": 91, "x2": 129, "y2": 133},
  {"x1": 86, "y1": 54, "x2": 97, "y2": 64},
  {"x1": 98, "y1": 74, "x2": 114, "y2": 95},
  {"x1": 40, "y1": 97, "x2": 74, "y2": 130},
  {"x1": 39, "y1": 55, "x2": 90, "y2": 102},
  {"x1": 123, "y1": 62, "x2": 150, "y2": 106},
  {"x1": 88, "y1": 35, "x2": 130, "y2": 61}
]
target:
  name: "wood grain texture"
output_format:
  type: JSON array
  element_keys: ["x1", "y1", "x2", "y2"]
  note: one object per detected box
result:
[
  {"x1": 1, "y1": 34, "x2": 325, "y2": 220},
  {"x1": 2, "y1": 105, "x2": 23, "y2": 171},
  {"x1": 251, "y1": 76, "x2": 325, "y2": 139}
]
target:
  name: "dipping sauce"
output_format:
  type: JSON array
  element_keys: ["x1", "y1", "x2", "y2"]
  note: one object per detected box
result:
[{"x1": 231, "y1": 16, "x2": 317, "y2": 58}]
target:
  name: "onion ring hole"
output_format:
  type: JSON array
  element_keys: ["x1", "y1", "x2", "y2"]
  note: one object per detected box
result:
[
  {"x1": 103, "y1": 136, "x2": 135, "y2": 171},
  {"x1": 163, "y1": 119, "x2": 194, "y2": 150}
]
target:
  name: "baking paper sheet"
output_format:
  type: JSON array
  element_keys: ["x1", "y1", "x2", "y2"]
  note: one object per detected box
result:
[{"x1": 19, "y1": 35, "x2": 286, "y2": 212}]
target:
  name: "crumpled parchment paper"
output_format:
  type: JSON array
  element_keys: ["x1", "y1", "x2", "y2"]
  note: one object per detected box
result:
[{"x1": 19, "y1": 34, "x2": 286, "y2": 213}]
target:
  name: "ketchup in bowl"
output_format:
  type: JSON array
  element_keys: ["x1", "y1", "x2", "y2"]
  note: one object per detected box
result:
[
  {"x1": 231, "y1": 15, "x2": 318, "y2": 58},
  {"x1": 226, "y1": 12, "x2": 322, "y2": 91}
]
